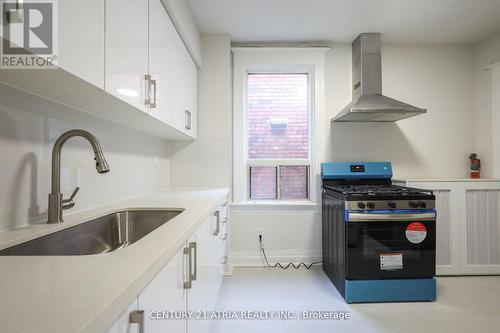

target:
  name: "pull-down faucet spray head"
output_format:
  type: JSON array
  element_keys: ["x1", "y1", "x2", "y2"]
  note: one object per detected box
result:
[{"x1": 95, "y1": 151, "x2": 110, "y2": 174}]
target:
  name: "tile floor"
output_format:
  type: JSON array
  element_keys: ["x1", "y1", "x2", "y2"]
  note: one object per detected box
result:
[{"x1": 210, "y1": 267, "x2": 500, "y2": 333}]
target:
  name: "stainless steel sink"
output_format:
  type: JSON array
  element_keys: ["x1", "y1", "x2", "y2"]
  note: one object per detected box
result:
[{"x1": 0, "y1": 209, "x2": 184, "y2": 256}]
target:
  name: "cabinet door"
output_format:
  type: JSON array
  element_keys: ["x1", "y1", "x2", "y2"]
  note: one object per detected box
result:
[
  {"x1": 407, "y1": 182, "x2": 461, "y2": 275},
  {"x1": 149, "y1": 0, "x2": 179, "y2": 124},
  {"x1": 185, "y1": 55, "x2": 198, "y2": 137},
  {"x1": 58, "y1": 0, "x2": 104, "y2": 88},
  {"x1": 105, "y1": 298, "x2": 139, "y2": 333},
  {"x1": 138, "y1": 244, "x2": 188, "y2": 333},
  {"x1": 205, "y1": 208, "x2": 227, "y2": 333},
  {"x1": 172, "y1": 46, "x2": 198, "y2": 137},
  {"x1": 187, "y1": 218, "x2": 209, "y2": 333},
  {"x1": 460, "y1": 182, "x2": 500, "y2": 274},
  {"x1": 106, "y1": 0, "x2": 149, "y2": 112}
]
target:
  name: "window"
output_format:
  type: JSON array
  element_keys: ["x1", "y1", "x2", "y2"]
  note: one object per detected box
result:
[
  {"x1": 246, "y1": 72, "x2": 311, "y2": 200},
  {"x1": 233, "y1": 47, "x2": 327, "y2": 204}
]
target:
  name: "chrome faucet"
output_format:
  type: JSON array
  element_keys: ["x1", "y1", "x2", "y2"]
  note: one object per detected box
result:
[{"x1": 48, "y1": 129, "x2": 110, "y2": 224}]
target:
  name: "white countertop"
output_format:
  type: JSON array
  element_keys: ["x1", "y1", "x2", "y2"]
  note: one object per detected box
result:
[
  {"x1": 394, "y1": 178, "x2": 500, "y2": 183},
  {"x1": 0, "y1": 188, "x2": 229, "y2": 333}
]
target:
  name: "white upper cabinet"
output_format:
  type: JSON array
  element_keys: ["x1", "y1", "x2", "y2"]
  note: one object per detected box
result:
[
  {"x1": 2, "y1": 0, "x2": 198, "y2": 141},
  {"x1": 105, "y1": 0, "x2": 149, "y2": 112},
  {"x1": 149, "y1": 0, "x2": 179, "y2": 124},
  {"x1": 184, "y1": 50, "x2": 198, "y2": 137},
  {"x1": 149, "y1": 0, "x2": 198, "y2": 137},
  {"x1": 172, "y1": 39, "x2": 198, "y2": 137},
  {"x1": 58, "y1": 0, "x2": 105, "y2": 88}
]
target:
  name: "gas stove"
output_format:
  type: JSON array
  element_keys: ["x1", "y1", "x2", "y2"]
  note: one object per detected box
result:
[
  {"x1": 323, "y1": 184, "x2": 435, "y2": 210},
  {"x1": 320, "y1": 162, "x2": 436, "y2": 303},
  {"x1": 321, "y1": 162, "x2": 435, "y2": 210}
]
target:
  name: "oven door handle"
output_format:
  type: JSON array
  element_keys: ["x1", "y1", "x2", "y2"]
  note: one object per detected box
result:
[{"x1": 347, "y1": 212, "x2": 436, "y2": 222}]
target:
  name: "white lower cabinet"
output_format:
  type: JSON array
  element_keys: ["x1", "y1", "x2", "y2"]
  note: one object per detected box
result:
[
  {"x1": 106, "y1": 203, "x2": 228, "y2": 333},
  {"x1": 138, "y1": 244, "x2": 188, "y2": 333},
  {"x1": 396, "y1": 179, "x2": 500, "y2": 275},
  {"x1": 105, "y1": 298, "x2": 139, "y2": 333},
  {"x1": 206, "y1": 204, "x2": 228, "y2": 332},
  {"x1": 189, "y1": 219, "x2": 210, "y2": 333}
]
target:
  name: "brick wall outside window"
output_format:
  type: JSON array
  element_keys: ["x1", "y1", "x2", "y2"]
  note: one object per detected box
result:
[
  {"x1": 247, "y1": 74, "x2": 308, "y2": 159},
  {"x1": 247, "y1": 73, "x2": 310, "y2": 200}
]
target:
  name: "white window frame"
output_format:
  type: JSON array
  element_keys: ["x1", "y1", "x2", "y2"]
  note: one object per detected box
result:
[{"x1": 232, "y1": 47, "x2": 328, "y2": 205}]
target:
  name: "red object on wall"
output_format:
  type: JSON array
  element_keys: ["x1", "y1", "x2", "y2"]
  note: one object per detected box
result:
[{"x1": 469, "y1": 153, "x2": 481, "y2": 179}]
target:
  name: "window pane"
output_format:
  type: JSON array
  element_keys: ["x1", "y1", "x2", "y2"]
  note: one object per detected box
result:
[
  {"x1": 247, "y1": 74, "x2": 309, "y2": 159},
  {"x1": 250, "y1": 166, "x2": 277, "y2": 199},
  {"x1": 280, "y1": 166, "x2": 309, "y2": 200}
]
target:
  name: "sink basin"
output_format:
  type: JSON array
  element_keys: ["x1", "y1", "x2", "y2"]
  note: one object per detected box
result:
[{"x1": 0, "y1": 209, "x2": 184, "y2": 256}]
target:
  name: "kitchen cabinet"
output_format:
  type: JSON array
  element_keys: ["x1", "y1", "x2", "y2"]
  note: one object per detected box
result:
[
  {"x1": 206, "y1": 204, "x2": 228, "y2": 332},
  {"x1": 105, "y1": 0, "x2": 149, "y2": 112},
  {"x1": 138, "y1": 244, "x2": 188, "y2": 333},
  {"x1": 2, "y1": 0, "x2": 198, "y2": 141},
  {"x1": 58, "y1": 0, "x2": 105, "y2": 88},
  {"x1": 395, "y1": 179, "x2": 500, "y2": 275},
  {"x1": 105, "y1": 201, "x2": 229, "y2": 333},
  {"x1": 105, "y1": 298, "x2": 139, "y2": 333},
  {"x1": 172, "y1": 46, "x2": 198, "y2": 137},
  {"x1": 149, "y1": 0, "x2": 178, "y2": 123},
  {"x1": 149, "y1": 0, "x2": 198, "y2": 135},
  {"x1": 187, "y1": 218, "x2": 209, "y2": 333}
]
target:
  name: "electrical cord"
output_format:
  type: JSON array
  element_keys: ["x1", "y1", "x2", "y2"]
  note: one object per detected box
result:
[{"x1": 259, "y1": 235, "x2": 322, "y2": 270}]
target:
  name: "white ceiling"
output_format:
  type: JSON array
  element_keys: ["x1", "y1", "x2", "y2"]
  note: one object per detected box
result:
[{"x1": 187, "y1": 0, "x2": 500, "y2": 44}]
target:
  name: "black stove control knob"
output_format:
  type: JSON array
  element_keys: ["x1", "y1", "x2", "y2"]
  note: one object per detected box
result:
[
  {"x1": 357, "y1": 202, "x2": 366, "y2": 209},
  {"x1": 388, "y1": 201, "x2": 397, "y2": 209},
  {"x1": 409, "y1": 201, "x2": 419, "y2": 209},
  {"x1": 418, "y1": 201, "x2": 427, "y2": 208},
  {"x1": 367, "y1": 202, "x2": 375, "y2": 209}
]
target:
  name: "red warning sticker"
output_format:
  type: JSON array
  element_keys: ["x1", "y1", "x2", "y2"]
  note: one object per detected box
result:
[{"x1": 406, "y1": 222, "x2": 427, "y2": 244}]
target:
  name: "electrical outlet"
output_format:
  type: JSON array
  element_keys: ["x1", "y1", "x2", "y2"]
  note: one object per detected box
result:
[{"x1": 257, "y1": 228, "x2": 264, "y2": 240}]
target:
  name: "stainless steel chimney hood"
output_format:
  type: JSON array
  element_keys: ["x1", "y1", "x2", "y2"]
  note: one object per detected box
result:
[{"x1": 332, "y1": 33, "x2": 426, "y2": 122}]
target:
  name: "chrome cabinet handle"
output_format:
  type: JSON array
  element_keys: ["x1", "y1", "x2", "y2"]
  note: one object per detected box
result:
[
  {"x1": 129, "y1": 310, "x2": 145, "y2": 333},
  {"x1": 185, "y1": 110, "x2": 192, "y2": 130},
  {"x1": 213, "y1": 211, "x2": 220, "y2": 236},
  {"x1": 150, "y1": 79, "x2": 157, "y2": 108},
  {"x1": 348, "y1": 212, "x2": 436, "y2": 222},
  {"x1": 189, "y1": 242, "x2": 197, "y2": 281},
  {"x1": 144, "y1": 75, "x2": 151, "y2": 107},
  {"x1": 183, "y1": 246, "x2": 192, "y2": 289}
]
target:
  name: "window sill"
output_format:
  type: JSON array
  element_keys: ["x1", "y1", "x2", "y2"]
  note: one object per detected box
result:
[{"x1": 231, "y1": 200, "x2": 320, "y2": 213}]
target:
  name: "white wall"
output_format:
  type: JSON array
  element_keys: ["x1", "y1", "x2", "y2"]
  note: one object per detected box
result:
[
  {"x1": 169, "y1": 34, "x2": 232, "y2": 189},
  {"x1": 0, "y1": 84, "x2": 170, "y2": 231},
  {"x1": 230, "y1": 43, "x2": 479, "y2": 267},
  {"x1": 327, "y1": 43, "x2": 476, "y2": 179},
  {"x1": 474, "y1": 32, "x2": 500, "y2": 178},
  {"x1": 230, "y1": 207, "x2": 321, "y2": 266}
]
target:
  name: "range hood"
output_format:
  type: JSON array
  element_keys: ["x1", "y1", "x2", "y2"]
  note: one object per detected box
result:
[{"x1": 332, "y1": 33, "x2": 426, "y2": 122}]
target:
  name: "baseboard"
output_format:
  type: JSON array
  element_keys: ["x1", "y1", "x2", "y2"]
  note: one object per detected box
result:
[{"x1": 231, "y1": 249, "x2": 322, "y2": 268}]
